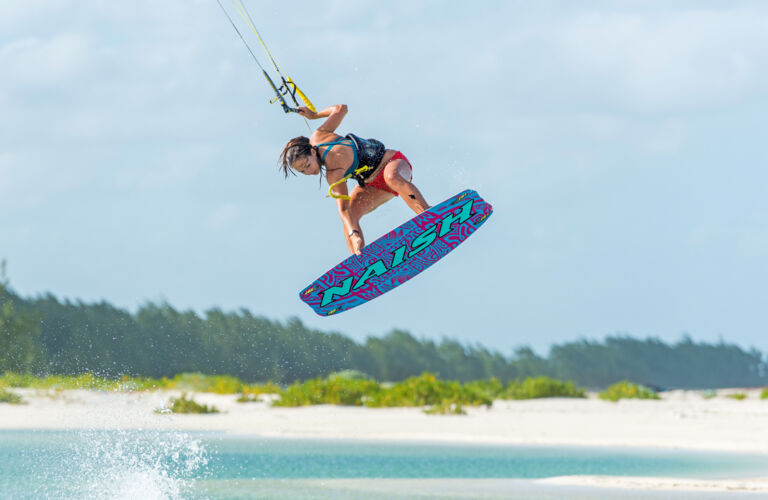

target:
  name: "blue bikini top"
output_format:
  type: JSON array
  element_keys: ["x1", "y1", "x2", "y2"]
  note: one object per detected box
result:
[{"x1": 317, "y1": 133, "x2": 386, "y2": 187}]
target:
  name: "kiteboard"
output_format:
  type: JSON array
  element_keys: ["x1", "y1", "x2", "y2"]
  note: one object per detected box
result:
[{"x1": 299, "y1": 189, "x2": 493, "y2": 316}]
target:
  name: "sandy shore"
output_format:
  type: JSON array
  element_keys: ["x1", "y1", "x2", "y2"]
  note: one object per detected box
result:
[
  {"x1": 196, "y1": 478, "x2": 768, "y2": 499},
  {"x1": 2, "y1": 387, "x2": 767, "y2": 452},
  {"x1": 2, "y1": 387, "x2": 767, "y2": 493}
]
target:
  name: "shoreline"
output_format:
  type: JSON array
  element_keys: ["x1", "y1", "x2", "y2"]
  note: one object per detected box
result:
[
  {"x1": 192, "y1": 478, "x2": 768, "y2": 498},
  {"x1": 3, "y1": 388, "x2": 768, "y2": 493},
  {"x1": 541, "y1": 475, "x2": 768, "y2": 492},
  {"x1": 2, "y1": 388, "x2": 768, "y2": 453}
]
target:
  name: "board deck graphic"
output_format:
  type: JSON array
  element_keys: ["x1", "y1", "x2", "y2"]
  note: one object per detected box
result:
[{"x1": 299, "y1": 189, "x2": 493, "y2": 316}]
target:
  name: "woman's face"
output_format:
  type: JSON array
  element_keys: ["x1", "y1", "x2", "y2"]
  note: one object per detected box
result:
[{"x1": 292, "y1": 151, "x2": 320, "y2": 176}]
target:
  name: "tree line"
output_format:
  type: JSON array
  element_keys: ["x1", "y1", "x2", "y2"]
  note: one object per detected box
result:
[{"x1": 1, "y1": 279, "x2": 766, "y2": 389}]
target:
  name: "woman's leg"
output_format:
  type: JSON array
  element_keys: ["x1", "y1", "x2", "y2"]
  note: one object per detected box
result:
[
  {"x1": 350, "y1": 184, "x2": 396, "y2": 218},
  {"x1": 343, "y1": 185, "x2": 395, "y2": 252},
  {"x1": 382, "y1": 160, "x2": 430, "y2": 214}
]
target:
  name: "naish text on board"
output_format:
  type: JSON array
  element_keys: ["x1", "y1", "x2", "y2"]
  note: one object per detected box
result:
[{"x1": 320, "y1": 199, "x2": 474, "y2": 307}]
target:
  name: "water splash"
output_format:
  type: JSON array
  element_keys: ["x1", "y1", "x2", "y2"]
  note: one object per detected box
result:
[{"x1": 30, "y1": 429, "x2": 209, "y2": 500}]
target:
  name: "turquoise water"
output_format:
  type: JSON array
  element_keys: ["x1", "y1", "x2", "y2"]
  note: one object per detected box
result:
[{"x1": 1, "y1": 430, "x2": 767, "y2": 499}]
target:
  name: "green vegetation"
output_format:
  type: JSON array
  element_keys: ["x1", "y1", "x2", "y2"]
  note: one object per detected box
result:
[
  {"x1": 0, "y1": 371, "x2": 293, "y2": 401},
  {"x1": 236, "y1": 381, "x2": 282, "y2": 402},
  {"x1": 0, "y1": 371, "x2": 589, "y2": 411},
  {"x1": 0, "y1": 388, "x2": 24, "y2": 404},
  {"x1": 159, "y1": 393, "x2": 219, "y2": 414},
  {"x1": 0, "y1": 371, "x2": 286, "y2": 397},
  {"x1": 161, "y1": 373, "x2": 243, "y2": 394},
  {"x1": 548, "y1": 336, "x2": 767, "y2": 389},
  {"x1": 270, "y1": 373, "x2": 586, "y2": 409},
  {"x1": 458, "y1": 376, "x2": 585, "y2": 402},
  {"x1": 9, "y1": 368, "x2": 768, "y2": 410},
  {"x1": 726, "y1": 393, "x2": 747, "y2": 401},
  {"x1": 0, "y1": 371, "x2": 229, "y2": 392},
  {"x1": 0, "y1": 372, "x2": 152, "y2": 391},
  {"x1": 503, "y1": 376, "x2": 585, "y2": 400},
  {"x1": 271, "y1": 372, "x2": 493, "y2": 409},
  {"x1": 2, "y1": 273, "x2": 767, "y2": 390},
  {"x1": 423, "y1": 401, "x2": 466, "y2": 415},
  {"x1": 326, "y1": 369, "x2": 372, "y2": 381},
  {"x1": 461, "y1": 378, "x2": 503, "y2": 399},
  {"x1": 366, "y1": 373, "x2": 491, "y2": 408},
  {"x1": 0, "y1": 264, "x2": 40, "y2": 374},
  {"x1": 273, "y1": 376, "x2": 381, "y2": 406},
  {"x1": 599, "y1": 381, "x2": 661, "y2": 402}
]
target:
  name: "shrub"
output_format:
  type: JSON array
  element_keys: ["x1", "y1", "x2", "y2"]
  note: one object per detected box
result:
[
  {"x1": 326, "y1": 369, "x2": 372, "y2": 381},
  {"x1": 0, "y1": 372, "x2": 162, "y2": 392},
  {"x1": 0, "y1": 372, "x2": 37, "y2": 388},
  {"x1": 761, "y1": 388, "x2": 768, "y2": 400},
  {"x1": 162, "y1": 373, "x2": 244, "y2": 394},
  {"x1": 158, "y1": 393, "x2": 219, "y2": 414},
  {"x1": 599, "y1": 381, "x2": 660, "y2": 402},
  {"x1": 273, "y1": 377, "x2": 381, "y2": 407},
  {"x1": 503, "y1": 376, "x2": 586, "y2": 400},
  {"x1": 463, "y1": 378, "x2": 504, "y2": 401},
  {"x1": 237, "y1": 381, "x2": 282, "y2": 402},
  {"x1": 423, "y1": 401, "x2": 466, "y2": 415},
  {"x1": 1, "y1": 373, "x2": 113, "y2": 390},
  {"x1": 272, "y1": 373, "x2": 493, "y2": 409},
  {"x1": 0, "y1": 388, "x2": 24, "y2": 404},
  {"x1": 365, "y1": 373, "x2": 492, "y2": 408},
  {"x1": 726, "y1": 393, "x2": 747, "y2": 401}
]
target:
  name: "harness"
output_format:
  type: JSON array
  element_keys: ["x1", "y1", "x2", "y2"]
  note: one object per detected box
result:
[{"x1": 317, "y1": 134, "x2": 386, "y2": 200}]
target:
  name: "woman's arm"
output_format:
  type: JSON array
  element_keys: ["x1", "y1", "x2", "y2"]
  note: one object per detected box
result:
[
  {"x1": 303, "y1": 104, "x2": 360, "y2": 253},
  {"x1": 298, "y1": 104, "x2": 348, "y2": 134},
  {"x1": 332, "y1": 183, "x2": 364, "y2": 255}
]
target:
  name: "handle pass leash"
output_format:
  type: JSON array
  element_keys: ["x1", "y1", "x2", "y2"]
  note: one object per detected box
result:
[{"x1": 327, "y1": 166, "x2": 373, "y2": 200}]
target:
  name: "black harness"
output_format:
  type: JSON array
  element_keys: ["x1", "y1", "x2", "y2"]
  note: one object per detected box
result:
[{"x1": 344, "y1": 134, "x2": 386, "y2": 187}]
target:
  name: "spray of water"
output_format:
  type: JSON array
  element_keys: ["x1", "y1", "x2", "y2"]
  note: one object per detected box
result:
[{"x1": 30, "y1": 429, "x2": 209, "y2": 500}]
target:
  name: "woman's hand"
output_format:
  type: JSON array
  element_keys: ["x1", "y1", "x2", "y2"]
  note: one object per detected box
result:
[
  {"x1": 305, "y1": 104, "x2": 347, "y2": 133},
  {"x1": 350, "y1": 233, "x2": 364, "y2": 256},
  {"x1": 297, "y1": 107, "x2": 319, "y2": 120}
]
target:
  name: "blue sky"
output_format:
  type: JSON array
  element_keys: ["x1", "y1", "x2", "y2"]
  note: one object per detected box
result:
[{"x1": 2, "y1": 1, "x2": 768, "y2": 355}]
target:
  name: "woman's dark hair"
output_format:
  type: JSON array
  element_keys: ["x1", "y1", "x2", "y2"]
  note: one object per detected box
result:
[{"x1": 278, "y1": 136, "x2": 315, "y2": 178}]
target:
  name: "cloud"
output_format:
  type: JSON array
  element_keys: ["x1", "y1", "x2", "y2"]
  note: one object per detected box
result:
[
  {"x1": 2, "y1": 0, "x2": 768, "y2": 353},
  {"x1": 0, "y1": 0, "x2": 70, "y2": 32},
  {"x1": 0, "y1": 33, "x2": 92, "y2": 89},
  {"x1": 550, "y1": 7, "x2": 768, "y2": 113}
]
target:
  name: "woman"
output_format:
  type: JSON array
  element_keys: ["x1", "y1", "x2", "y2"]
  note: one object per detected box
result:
[{"x1": 279, "y1": 104, "x2": 430, "y2": 256}]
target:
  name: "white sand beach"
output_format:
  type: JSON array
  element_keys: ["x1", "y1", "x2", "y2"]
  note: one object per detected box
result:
[{"x1": 2, "y1": 387, "x2": 767, "y2": 493}]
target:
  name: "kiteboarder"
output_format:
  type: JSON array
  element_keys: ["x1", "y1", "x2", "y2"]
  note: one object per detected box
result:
[{"x1": 279, "y1": 104, "x2": 430, "y2": 256}]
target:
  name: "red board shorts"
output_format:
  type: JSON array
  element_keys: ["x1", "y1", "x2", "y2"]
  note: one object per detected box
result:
[{"x1": 368, "y1": 151, "x2": 412, "y2": 197}]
